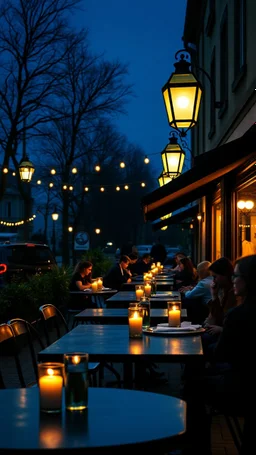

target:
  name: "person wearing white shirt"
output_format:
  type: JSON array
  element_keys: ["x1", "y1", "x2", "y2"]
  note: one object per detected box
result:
[{"x1": 180, "y1": 261, "x2": 213, "y2": 323}]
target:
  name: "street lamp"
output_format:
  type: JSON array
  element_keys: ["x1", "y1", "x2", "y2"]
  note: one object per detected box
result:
[
  {"x1": 51, "y1": 207, "x2": 59, "y2": 256},
  {"x1": 19, "y1": 119, "x2": 35, "y2": 182},
  {"x1": 161, "y1": 133, "x2": 185, "y2": 178},
  {"x1": 162, "y1": 50, "x2": 202, "y2": 134}
]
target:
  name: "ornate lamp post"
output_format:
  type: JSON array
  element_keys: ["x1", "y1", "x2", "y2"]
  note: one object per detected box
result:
[{"x1": 51, "y1": 207, "x2": 59, "y2": 256}]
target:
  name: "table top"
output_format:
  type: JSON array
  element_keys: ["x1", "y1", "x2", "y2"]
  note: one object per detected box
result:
[
  {"x1": 38, "y1": 324, "x2": 203, "y2": 363},
  {"x1": 70, "y1": 289, "x2": 118, "y2": 295},
  {"x1": 105, "y1": 290, "x2": 181, "y2": 308},
  {"x1": 0, "y1": 387, "x2": 186, "y2": 452},
  {"x1": 121, "y1": 281, "x2": 175, "y2": 291},
  {"x1": 75, "y1": 307, "x2": 188, "y2": 323}
]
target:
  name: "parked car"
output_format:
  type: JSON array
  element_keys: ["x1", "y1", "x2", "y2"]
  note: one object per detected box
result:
[{"x1": 0, "y1": 242, "x2": 57, "y2": 287}]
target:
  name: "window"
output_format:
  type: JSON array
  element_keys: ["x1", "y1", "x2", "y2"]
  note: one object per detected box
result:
[
  {"x1": 232, "y1": 0, "x2": 246, "y2": 91},
  {"x1": 208, "y1": 47, "x2": 216, "y2": 139},
  {"x1": 218, "y1": 6, "x2": 228, "y2": 118},
  {"x1": 237, "y1": 182, "x2": 256, "y2": 257}
]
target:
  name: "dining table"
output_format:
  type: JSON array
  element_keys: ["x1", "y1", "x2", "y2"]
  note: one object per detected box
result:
[
  {"x1": 69, "y1": 288, "x2": 118, "y2": 308},
  {"x1": 74, "y1": 307, "x2": 188, "y2": 325},
  {"x1": 38, "y1": 324, "x2": 204, "y2": 388},
  {"x1": 0, "y1": 387, "x2": 186, "y2": 453},
  {"x1": 105, "y1": 290, "x2": 181, "y2": 308},
  {"x1": 121, "y1": 279, "x2": 175, "y2": 291}
]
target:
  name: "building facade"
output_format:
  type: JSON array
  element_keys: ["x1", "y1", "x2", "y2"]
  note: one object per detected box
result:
[{"x1": 142, "y1": 0, "x2": 256, "y2": 264}]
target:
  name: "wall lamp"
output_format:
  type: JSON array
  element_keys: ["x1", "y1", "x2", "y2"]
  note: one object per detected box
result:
[
  {"x1": 237, "y1": 200, "x2": 254, "y2": 215},
  {"x1": 197, "y1": 212, "x2": 204, "y2": 221},
  {"x1": 162, "y1": 49, "x2": 223, "y2": 135}
]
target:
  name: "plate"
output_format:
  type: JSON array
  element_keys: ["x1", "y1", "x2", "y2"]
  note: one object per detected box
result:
[
  {"x1": 102, "y1": 287, "x2": 111, "y2": 291},
  {"x1": 143, "y1": 327, "x2": 205, "y2": 337}
]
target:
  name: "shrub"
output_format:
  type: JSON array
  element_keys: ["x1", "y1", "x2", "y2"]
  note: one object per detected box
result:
[{"x1": 81, "y1": 248, "x2": 113, "y2": 277}]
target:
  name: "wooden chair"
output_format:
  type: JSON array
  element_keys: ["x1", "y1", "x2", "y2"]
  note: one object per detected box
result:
[{"x1": 38, "y1": 304, "x2": 101, "y2": 386}]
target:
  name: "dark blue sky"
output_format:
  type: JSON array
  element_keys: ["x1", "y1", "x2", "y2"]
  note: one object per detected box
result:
[{"x1": 72, "y1": 0, "x2": 187, "y2": 176}]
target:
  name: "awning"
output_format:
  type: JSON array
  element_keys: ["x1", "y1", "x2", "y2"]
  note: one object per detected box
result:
[
  {"x1": 152, "y1": 204, "x2": 199, "y2": 231},
  {"x1": 142, "y1": 123, "x2": 256, "y2": 222}
]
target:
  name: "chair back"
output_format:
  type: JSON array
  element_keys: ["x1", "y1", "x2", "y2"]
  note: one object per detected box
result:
[
  {"x1": 8, "y1": 318, "x2": 45, "y2": 385},
  {"x1": 39, "y1": 304, "x2": 69, "y2": 346},
  {"x1": 0, "y1": 323, "x2": 26, "y2": 388}
]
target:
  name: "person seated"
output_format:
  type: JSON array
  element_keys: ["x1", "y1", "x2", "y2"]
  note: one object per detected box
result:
[
  {"x1": 167, "y1": 252, "x2": 186, "y2": 271},
  {"x1": 69, "y1": 261, "x2": 93, "y2": 291},
  {"x1": 180, "y1": 261, "x2": 213, "y2": 324},
  {"x1": 173, "y1": 257, "x2": 198, "y2": 289},
  {"x1": 127, "y1": 253, "x2": 139, "y2": 276},
  {"x1": 150, "y1": 237, "x2": 167, "y2": 264},
  {"x1": 132, "y1": 253, "x2": 151, "y2": 275},
  {"x1": 103, "y1": 255, "x2": 132, "y2": 291},
  {"x1": 202, "y1": 256, "x2": 237, "y2": 359}
]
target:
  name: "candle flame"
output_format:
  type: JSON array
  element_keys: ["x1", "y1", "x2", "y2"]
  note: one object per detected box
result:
[
  {"x1": 47, "y1": 368, "x2": 54, "y2": 376},
  {"x1": 133, "y1": 311, "x2": 139, "y2": 319},
  {"x1": 72, "y1": 355, "x2": 80, "y2": 365},
  {"x1": 173, "y1": 305, "x2": 177, "y2": 311}
]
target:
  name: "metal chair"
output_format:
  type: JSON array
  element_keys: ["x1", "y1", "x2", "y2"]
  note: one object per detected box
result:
[{"x1": 38, "y1": 304, "x2": 101, "y2": 386}]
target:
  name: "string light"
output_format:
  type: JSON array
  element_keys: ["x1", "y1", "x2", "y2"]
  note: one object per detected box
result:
[
  {"x1": 100, "y1": 187, "x2": 105, "y2": 192},
  {"x1": 3, "y1": 168, "x2": 8, "y2": 174},
  {"x1": 49, "y1": 182, "x2": 54, "y2": 188},
  {"x1": 71, "y1": 167, "x2": 78, "y2": 174},
  {"x1": 95, "y1": 228, "x2": 101, "y2": 234},
  {"x1": 141, "y1": 182, "x2": 146, "y2": 187},
  {"x1": 120, "y1": 162, "x2": 125, "y2": 168},
  {"x1": 69, "y1": 185, "x2": 73, "y2": 191},
  {"x1": 124, "y1": 185, "x2": 129, "y2": 190},
  {"x1": 68, "y1": 226, "x2": 73, "y2": 232},
  {"x1": 0, "y1": 215, "x2": 36, "y2": 226},
  {"x1": 50, "y1": 169, "x2": 56, "y2": 175},
  {"x1": 12, "y1": 172, "x2": 16, "y2": 176},
  {"x1": 116, "y1": 186, "x2": 120, "y2": 191},
  {"x1": 95, "y1": 165, "x2": 101, "y2": 172},
  {"x1": 37, "y1": 180, "x2": 42, "y2": 185},
  {"x1": 144, "y1": 156, "x2": 150, "y2": 164},
  {"x1": 63, "y1": 185, "x2": 68, "y2": 190},
  {"x1": 84, "y1": 186, "x2": 89, "y2": 192}
]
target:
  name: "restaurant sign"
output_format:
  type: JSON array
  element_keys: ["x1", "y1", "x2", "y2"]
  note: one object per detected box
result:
[{"x1": 74, "y1": 231, "x2": 90, "y2": 251}]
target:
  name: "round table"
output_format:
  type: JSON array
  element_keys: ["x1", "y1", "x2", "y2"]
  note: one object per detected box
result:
[{"x1": 0, "y1": 387, "x2": 186, "y2": 453}]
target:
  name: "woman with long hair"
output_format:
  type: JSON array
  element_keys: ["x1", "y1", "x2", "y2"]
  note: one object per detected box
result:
[
  {"x1": 174, "y1": 256, "x2": 198, "y2": 289},
  {"x1": 69, "y1": 261, "x2": 93, "y2": 291}
]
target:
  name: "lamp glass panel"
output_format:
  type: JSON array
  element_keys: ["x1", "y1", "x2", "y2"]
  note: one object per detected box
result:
[
  {"x1": 170, "y1": 86, "x2": 197, "y2": 127},
  {"x1": 163, "y1": 88, "x2": 173, "y2": 124},
  {"x1": 19, "y1": 166, "x2": 35, "y2": 182}
]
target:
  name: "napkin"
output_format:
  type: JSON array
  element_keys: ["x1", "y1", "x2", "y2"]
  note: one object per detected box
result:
[
  {"x1": 102, "y1": 286, "x2": 111, "y2": 290},
  {"x1": 151, "y1": 293, "x2": 179, "y2": 298},
  {"x1": 154, "y1": 322, "x2": 202, "y2": 332}
]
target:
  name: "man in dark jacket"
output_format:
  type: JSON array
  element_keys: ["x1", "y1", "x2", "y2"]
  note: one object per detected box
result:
[{"x1": 103, "y1": 255, "x2": 131, "y2": 291}]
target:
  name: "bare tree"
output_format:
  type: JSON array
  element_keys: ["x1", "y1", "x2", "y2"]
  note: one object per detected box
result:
[{"x1": 0, "y1": 0, "x2": 83, "y2": 241}]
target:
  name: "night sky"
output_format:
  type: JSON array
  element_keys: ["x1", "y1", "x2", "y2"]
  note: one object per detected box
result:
[{"x1": 72, "y1": 0, "x2": 188, "y2": 175}]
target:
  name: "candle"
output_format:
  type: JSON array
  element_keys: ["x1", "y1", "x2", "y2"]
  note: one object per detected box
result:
[
  {"x1": 97, "y1": 278, "x2": 103, "y2": 291},
  {"x1": 135, "y1": 288, "x2": 144, "y2": 300},
  {"x1": 144, "y1": 283, "x2": 151, "y2": 297},
  {"x1": 91, "y1": 280, "x2": 98, "y2": 292},
  {"x1": 39, "y1": 368, "x2": 63, "y2": 412},
  {"x1": 168, "y1": 305, "x2": 181, "y2": 327},
  {"x1": 129, "y1": 310, "x2": 143, "y2": 338},
  {"x1": 157, "y1": 262, "x2": 161, "y2": 268}
]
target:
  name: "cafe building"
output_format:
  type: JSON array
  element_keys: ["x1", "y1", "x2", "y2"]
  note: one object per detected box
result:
[{"x1": 142, "y1": 0, "x2": 256, "y2": 264}]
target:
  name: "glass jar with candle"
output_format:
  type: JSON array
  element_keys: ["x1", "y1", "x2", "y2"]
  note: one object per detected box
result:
[
  {"x1": 97, "y1": 277, "x2": 103, "y2": 291},
  {"x1": 38, "y1": 362, "x2": 64, "y2": 413},
  {"x1": 167, "y1": 301, "x2": 181, "y2": 327},
  {"x1": 135, "y1": 284, "x2": 144, "y2": 301},
  {"x1": 91, "y1": 279, "x2": 98, "y2": 293},
  {"x1": 139, "y1": 297, "x2": 151, "y2": 329},
  {"x1": 151, "y1": 277, "x2": 157, "y2": 295},
  {"x1": 128, "y1": 304, "x2": 143, "y2": 338},
  {"x1": 64, "y1": 353, "x2": 89, "y2": 411},
  {"x1": 144, "y1": 281, "x2": 151, "y2": 297}
]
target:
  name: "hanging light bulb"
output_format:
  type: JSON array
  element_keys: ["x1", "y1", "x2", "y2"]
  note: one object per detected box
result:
[
  {"x1": 124, "y1": 185, "x2": 129, "y2": 190},
  {"x1": 120, "y1": 161, "x2": 125, "y2": 168},
  {"x1": 68, "y1": 226, "x2": 73, "y2": 232},
  {"x1": 49, "y1": 182, "x2": 54, "y2": 188},
  {"x1": 100, "y1": 187, "x2": 105, "y2": 192},
  {"x1": 50, "y1": 169, "x2": 56, "y2": 175},
  {"x1": 72, "y1": 167, "x2": 78, "y2": 174},
  {"x1": 12, "y1": 172, "x2": 16, "y2": 176},
  {"x1": 95, "y1": 228, "x2": 101, "y2": 234},
  {"x1": 144, "y1": 156, "x2": 150, "y2": 164},
  {"x1": 95, "y1": 165, "x2": 101, "y2": 172},
  {"x1": 84, "y1": 186, "x2": 89, "y2": 192},
  {"x1": 69, "y1": 185, "x2": 73, "y2": 191},
  {"x1": 141, "y1": 182, "x2": 146, "y2": 187},
  {"x1": 116, "y1": 186, "x2": 121, "y2": 191},
  {"x1": 63, "y1": 184, "x2": 68, "y2": 190},
  {"x1": 2, "y1": 168, "x2": 8, "y2": 174},
  {"x1": 37, "y1": 180, "x2": 42, "y2": 185}
]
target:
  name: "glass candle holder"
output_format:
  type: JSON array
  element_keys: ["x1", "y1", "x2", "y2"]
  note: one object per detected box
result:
[
  {"x1": 135, "y1": 284, "x2": 144, "y2": 301},
  {"x1": 64, "y1": 353, "x2": 89, "y2": 411},
  {"x1": 128, "y1": 304, "x2": 143, "y2": 338},
  {"x1": 38, "y1": 362, "x2": 64, "y2": 413},
  {"x1": 139, "y1": 297, "x2": 151, "y2": 329},
  {"x1": 144, "y1": 281, "x2": 151, "y2": 297},
  {"x1": 91, "y1": 279, "x2": 98, "y2": 293},
  {"x1": 97, "y1": 277, "x2": 103, "y2": 291},
  {"x1": 151, "y1": 277, "x2": 157, "y2": 295},
  {"x1": 167, "y1": 301, "x2": 181, "y2": 327}
]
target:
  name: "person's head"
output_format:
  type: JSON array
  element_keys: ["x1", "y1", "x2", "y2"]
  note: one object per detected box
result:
[
  {"x1": 74, "y1": 261, "x2": 93, "y2": 276},
  {"x1": 119, "y1": 255, "x2": 130, "y2": 269},
  {"x1": 128, "y1": 253, "x2": 138, "y2": 264},
  {"x1": 179, "y1": 257, "x2": 195, "y2": 274},
  {"x1": 142, "y1": 253, "x2": 151, "y2": 264},
  {"x1": 197, "y1": 261, "x2": 212, "y2": 280},
  {"x1": 175, "y1": 252, "x2": 186, "y2": 264},
  {"x1": 208, "y1": 257, "x2": 234, "y2": 289},
  {"x1": 233, "y1": 255, "x2": 256, "y2": 298}
]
